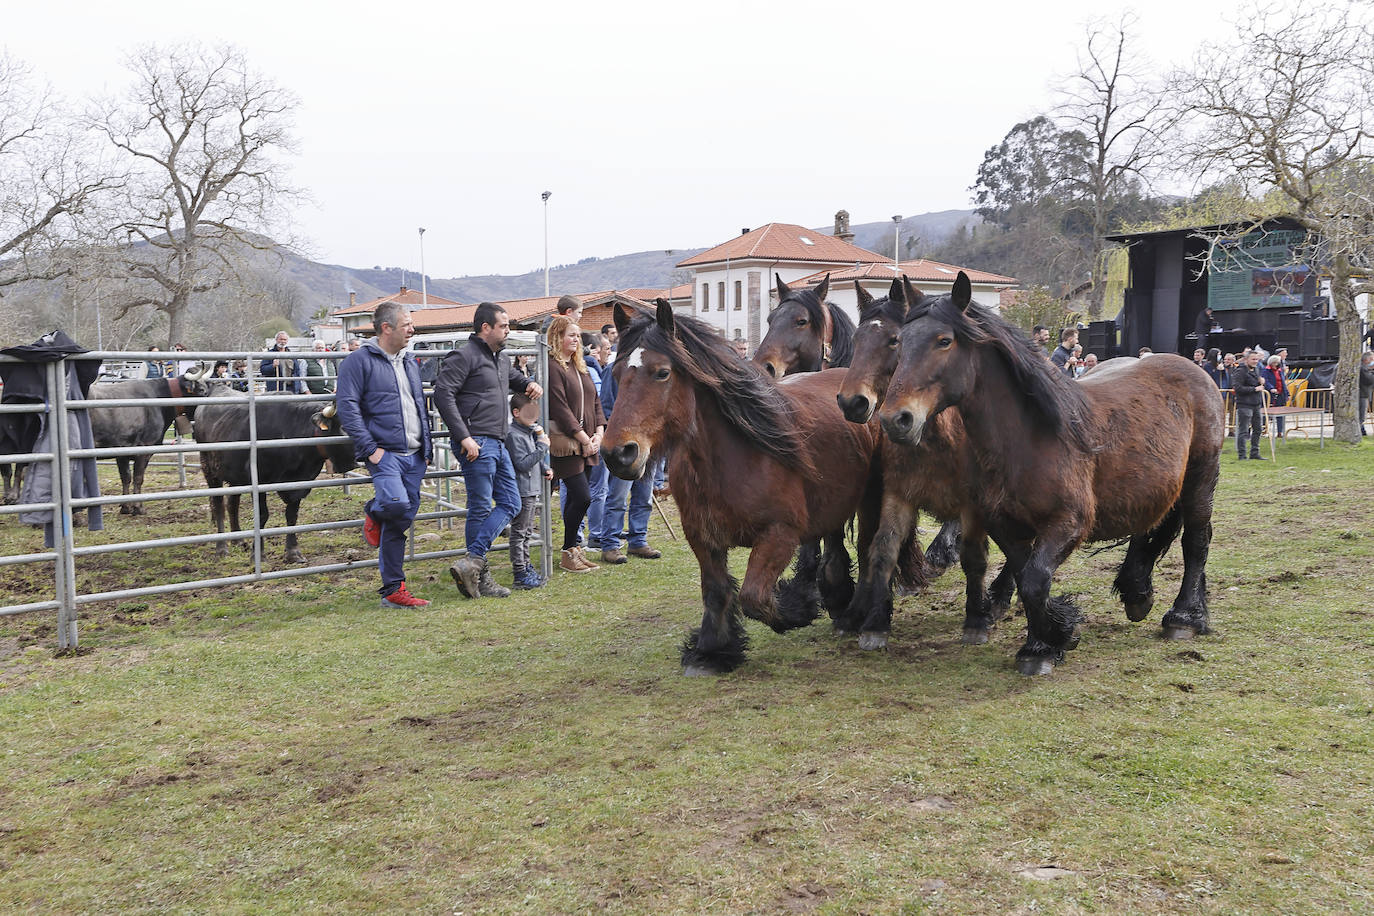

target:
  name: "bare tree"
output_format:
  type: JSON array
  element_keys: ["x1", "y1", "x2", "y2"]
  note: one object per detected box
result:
[
  {"x1": 1170, "y1": 1, "x2": 1374, "y2": 443},
  {"x1": 0, "y1": 52, "x2": 118, "y2": 291},
  {"x1": 1054, "y1": 14, "x2": 1168, "y2": 315},
  {"x1": 89, "y1": 43, "x2": 300, "y2": 348}
]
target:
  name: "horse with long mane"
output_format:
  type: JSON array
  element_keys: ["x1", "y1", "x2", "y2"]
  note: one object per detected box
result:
[
  {"x1": 880, "y1": 271, "x2": 1223, "y2": 675},
  {"x1": 751, "y1": 273, "x2": 924, "y2": 604},
  {"x1": 602, "y1": 300, "x2": 883, "y2": 675},
  {"x1": 753, "y1": 274, "x2": 855, "y2": 377},
  {"x1": 836, "y1": 277, "x2": 1018, "y2": 648}
]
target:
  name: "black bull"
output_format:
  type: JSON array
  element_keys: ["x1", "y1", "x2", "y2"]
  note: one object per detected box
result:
[
  {"x1": 86, "y1": 371, "x2": 210, "y2": 515},
  {"x1": 193, "y1": 398, "x2": 358, "y2": 562}
]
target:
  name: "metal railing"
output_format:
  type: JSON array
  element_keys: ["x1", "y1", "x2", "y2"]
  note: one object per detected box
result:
[{"x1": 0, "y1": 342, "x2": 553, "y2": 648}]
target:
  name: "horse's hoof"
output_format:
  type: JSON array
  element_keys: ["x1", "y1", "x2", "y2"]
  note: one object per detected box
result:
[
  {"x1": 895, "y1": 583, "x2": 922, "y2": 598},
  {"x1": 285, "y1": 552, "x2": 306, "y2": 564},
  {"x1": 961, "y1": 628, "x2": 989, "y2": 646},
  {"x1": 1064, "y1": 628, "x2": 1082, "y2": 651},
  {"x1": 1124, "y1": 598, "x2": 1153, "y2": 623},
  {"x1": 1161, "y1": 625, "x2": 1197, "y2": 641},
  {"x1": 118, "y1": 505, "x2": 131, "y2": 515},
  {"x1": 215, "y1": 547, "x2": 230, "y2": 559},
  {"x1": 1016, "y1": 656, "x2": 1056, "y2": 676},
  {"x1": 857, "y1": 632, "x2": 888, "y2": 651},
  {"x1": 831, "y1": 624, "x2": 856, "y2": 637},
  {"x1": 682, "y1": 664, "x2": 720, "y2": 677}
]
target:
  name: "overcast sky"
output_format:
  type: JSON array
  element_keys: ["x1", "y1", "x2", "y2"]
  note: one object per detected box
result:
[{"x1": 9, "y1": 0, "x2": 1240, "y2": 279}]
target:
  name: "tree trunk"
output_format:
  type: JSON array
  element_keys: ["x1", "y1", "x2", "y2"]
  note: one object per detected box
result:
[
  {"x1": 1330, "y1": 258, "x2": 1363, "y2": 445},
  {"x1": 164, "y1": 290, "x2": 191, "y2": 352}
]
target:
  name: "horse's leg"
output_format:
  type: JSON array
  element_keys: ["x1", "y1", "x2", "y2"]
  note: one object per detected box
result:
[
  {"x1": 959, "y1": 523, "x2": 993, "y2": 645},
  {"x1": 851, "y1": 495, "x2": 915, "y2": 650},
  {"x1": 924, "y1": 518, "x2": 962, "y2": 576},
  {"x1": 1112, "y1": 505, "x2": 1183, "y2": 622},
  {"x1": 1, "y1": 464, "x2": 12, "y2": 505},
  {"x1": 1011, "y1": 534, "x2": 1084, "y2": 676},
  {"x1": 682, "y1": 544, "x2": 748, "y2": 675},
  {"x1": 739, "y1": 532, "x2": 804, "y2": 634},
  {"x1": 1162, "y1": 461, "x2": 1219, "y2": 639},
  {"x1": 817, "y1": 529, "x2": 854, "y2": 617},
  {"x1": 775, "y1": 539, "x2": 822, "y2": 627},
  {"x1": 893, "y1": 522, "x2": 928, "y2": 597}
]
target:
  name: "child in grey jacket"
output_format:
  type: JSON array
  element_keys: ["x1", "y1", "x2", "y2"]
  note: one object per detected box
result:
[{"x1": 506, "y1": 393, "x2": 553, "y2": 588}]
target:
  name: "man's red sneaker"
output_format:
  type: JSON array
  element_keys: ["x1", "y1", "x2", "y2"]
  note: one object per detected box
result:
[
  {"x1": 381, "y1": 582, "x2": 430, "y2": 609},
  {"x1": 362, "y1": 513, "x2": 381, "y2": 548}
]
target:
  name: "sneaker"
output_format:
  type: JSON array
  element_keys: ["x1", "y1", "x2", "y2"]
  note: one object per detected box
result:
[
  {"x1": 381, "y1": 582, "x2": 429, "y2": 608},
  {"x1": 512, "y1": 568, "x2": 544, "y2": 590},
  {"x1": 362, "y1": 513, "x2": 381, "y2": 548},
  {"x1": 600, "y1": 547, "x2": 628, "y2": 565},
  {"x1": 478, "y1": 562, "x2": 511, "y2": 598},
  {"x1": 449, "y1": 555, "x2": 483, "y2": 599},
  {"x1": 627, "y1": 545, "x2": 662, "y2": 559}
]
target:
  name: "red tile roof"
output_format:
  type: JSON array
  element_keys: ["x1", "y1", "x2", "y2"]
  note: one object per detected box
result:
[
  {"x1": 621, "y1": 283, "x2": 693, "y2": 301},
  {"x1": 793, "y1": 258, "x2": 1018, "y2": 287},
  {"x1": 352, "y1": 291, "x2": 652, "y2": 334},
  {"x1": 676, "y1": 223, "x2": 890, "y2": 268},
  {"x1": 333, "y1": 287, "x2": 466, "y2": 316}
]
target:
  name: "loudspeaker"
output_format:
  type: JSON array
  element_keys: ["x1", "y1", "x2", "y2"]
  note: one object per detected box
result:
[
  {"x1": 1083, "y1": 320, "x2": 1116, "y2": 359},
  {"x1": 1300, "y1": 318, "x2": 1340, "y2": 360}
]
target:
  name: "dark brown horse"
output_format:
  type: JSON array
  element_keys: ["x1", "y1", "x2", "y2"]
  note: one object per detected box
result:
[
  {"x1": 880, "y1": 272, "x2": 1224, "y2": 675},
  {"x1": 753, "y1": 274, "x2": 855, "y2": 377},
  {"x1": 603, "y1": 300, "x2": 883, "y2": 675},
  {"x1": 836, "y1": 278, "x2": 1017, "y2": 648}
]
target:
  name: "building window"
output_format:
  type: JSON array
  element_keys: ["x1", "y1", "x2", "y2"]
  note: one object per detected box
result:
[
  {"x1": 734, "y1": 280, "x2": 742, "y2": 310},
  {"x1": 718, "y1": 281, "x2": 725, "y2": 311},
  {"x1": 701, "y1": 283, "x2": 709, "y2": 312}
]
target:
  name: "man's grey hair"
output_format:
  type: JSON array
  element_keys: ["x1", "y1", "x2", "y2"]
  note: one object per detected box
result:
[{"x1": 374, "y1": 301, "x2": 406, "y2": 333}]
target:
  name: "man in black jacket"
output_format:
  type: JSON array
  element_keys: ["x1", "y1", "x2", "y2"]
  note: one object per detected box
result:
[
  {"x1": 434, "y1": 302, "x2": 543, "y2": 598},
  {"x1": 1230, "y1": 349, "x2": 1267, "y2": 459},
  {"x1": 1360, "y1": 350, "x2": 1374, "y2": 437}
]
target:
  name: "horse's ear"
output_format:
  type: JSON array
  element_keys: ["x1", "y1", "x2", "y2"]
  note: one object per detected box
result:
[
  {"x1": 890, "y1": 276, "x2": 907, "y2": 303},
  {"x1": 855, "y1": 281, "x2": 873, "y2": 309},
  {"x1": 655, "y1": 298, "x2": 676, "y2": 336},
  {"x1": 775, "y1": 274, "x2": 790, "y2": 299},
  {"x1": 952, "y1": 271, "x2": 972, "y2": 311},
  {"x1": 613, "y1": 303, "x2": 634, "y2": 335},
  {"x1": 815, "y1": 274, "x2": 830, "y2": 302},
  {"x1": 901, "y1": 274, "x2": 926, "y2": 308}
]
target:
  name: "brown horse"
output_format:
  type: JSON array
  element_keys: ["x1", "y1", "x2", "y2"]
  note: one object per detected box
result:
[
  {"x1": 880, "y1": 272, "x2": 1224, "y2": 675},
  {"x1": 603, "y1": 300, "x2": 883, "y2": 675},
  {"x1": 753, "y1": 274, "x2": 855, "y2": 377},
  {"x1": 836, "y1": 277, "x2": 1018, "y2": 648}
]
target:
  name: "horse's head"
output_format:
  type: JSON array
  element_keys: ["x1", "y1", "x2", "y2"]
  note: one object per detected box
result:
[
  {"x1": 753, "y1": 274, "x2": 831, "y2": 378},
  {"x1": 602, "y1": 299, "x2": 687, "y2": 480},
  {"x1": 838, "y1": 277, "x2": 918, "y2": 424},
  {"x1": 880, "y1": 272, "x2": 976, "y2": 446}
]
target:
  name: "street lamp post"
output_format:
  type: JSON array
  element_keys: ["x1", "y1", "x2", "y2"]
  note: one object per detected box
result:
[
  {"x1": 418, "y1": 227, "x2": 427, "y2": 308},
  {"x1": 892, "y1": 215, "x2": 902, "y2": 273},
  {"x1": 542, "y1": 191, "x2": 552, "y2": 297}
]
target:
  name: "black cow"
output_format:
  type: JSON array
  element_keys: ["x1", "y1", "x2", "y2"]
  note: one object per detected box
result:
[
  {"x1": 193, "y1": 398, "x2": 358, "y2": 563},
  {"x1": 1, "y1": 413, "x2": 38, "y2": 504},
  {"x1": 86, "y1": 369, "x2": 209, "y2": 515}
]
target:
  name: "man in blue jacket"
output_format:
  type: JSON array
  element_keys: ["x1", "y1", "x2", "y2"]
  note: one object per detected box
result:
[
  {"x1": 336, "y1": 302, "x2": 434, "y2": 608},
  {"x1": 434, "y1": 302, "x2": 542, "y2": 599}
]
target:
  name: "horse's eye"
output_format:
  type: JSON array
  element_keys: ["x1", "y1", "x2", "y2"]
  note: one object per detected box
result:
[
  {"x1": 795, "y1": 318, "x2": 808, "y2": 327},
  {"x1": 887, "y1": 335, "x2": 899, "y2": 349},
  {"x1": 653, "y1": 367, "x2": 670, "y2": 381},
  {"x1": 936, "y1": 336, "x2": 954, "y2": 349}
]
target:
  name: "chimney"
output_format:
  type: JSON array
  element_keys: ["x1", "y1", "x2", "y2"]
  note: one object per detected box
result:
[
  {"x1": 348, "y1": 291, "x2": 356, "y2": 308},
  {"x1": 834, "y1": 209, "x2": 854, "y2": 243},
  {"x1": 399, "y1": 285, "x2": 408, "y2": 294},
  {"x1": 741, "y1": 228, "x2": 750, "y2": 235}
]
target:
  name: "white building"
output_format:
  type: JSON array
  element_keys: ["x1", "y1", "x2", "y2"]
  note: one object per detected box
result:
[{"x1": 677, "y1": 217, "x2": 1017, "y2": 349}]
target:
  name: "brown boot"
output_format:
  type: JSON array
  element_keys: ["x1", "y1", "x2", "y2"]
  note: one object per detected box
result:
[
  {"x1": 560, "y1": 549, "x2": 590, "y2": 572},
  {"x1": 574, "y1": 546, "x2": 599, "y2": 570},
  {"x1": 627, "y1": 545, "x2": 662, "y2": 559},
  {"x1": 600, "y1": 547, "x2": 627, "y2": 565}
]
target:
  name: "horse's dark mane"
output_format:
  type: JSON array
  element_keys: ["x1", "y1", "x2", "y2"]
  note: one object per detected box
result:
[
  {"x1": 776, "y1": 285, "x2": 856, "y2": 368},
  {"x1": 905, "y1": 295, "x2": 1094, "y2": 450},
  {"x1": 618, "y1": 312, "x2": 809, "y2": 470},
  {"x1": 859, "y1": 293, "x2": 908, "y2": 326}
]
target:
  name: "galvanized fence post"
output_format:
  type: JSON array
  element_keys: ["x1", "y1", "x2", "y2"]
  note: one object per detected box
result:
[{"x1": 51, "y1": 358, "x2": 79, "y2": 650}]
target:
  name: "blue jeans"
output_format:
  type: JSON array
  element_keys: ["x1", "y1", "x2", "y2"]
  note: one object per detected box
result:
[
  {"x1": 600, "y1": 472, "x2": 654, "y2": 549},
  {"x1": 366, "y1": 450, "x2": 427, "y2": 596},
  {"x1": 1236, "y1": 405, "x2": 1263, "y2": 456},
  {"x1": 585, "y1": 460, "x2": 609, "y2": 547},
  {"x1": 460, "y1": 435, "x2": 521, "y2": 560}
]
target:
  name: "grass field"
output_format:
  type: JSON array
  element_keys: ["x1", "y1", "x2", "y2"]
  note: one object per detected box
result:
[{"x1": 2, "y1": 439, "x2": 1373, "y2": 913}]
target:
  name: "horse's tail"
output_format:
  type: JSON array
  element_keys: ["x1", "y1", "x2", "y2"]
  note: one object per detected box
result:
[{"x1": 826, "y1": 302, "x2": 857, "y2": 368}]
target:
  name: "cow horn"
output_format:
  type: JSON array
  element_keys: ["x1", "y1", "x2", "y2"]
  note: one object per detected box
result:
[
  {"x1": 322, "y1": 403, "x2": 337, "y2": 418},
  {"x1": 183, "y1": 364, "x2": 205, "y2": 381}
]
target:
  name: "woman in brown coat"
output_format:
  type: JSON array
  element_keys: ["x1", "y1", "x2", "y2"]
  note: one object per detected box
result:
[{"x1": 546, "y1": 316, "x2": 607, "y2": 571}]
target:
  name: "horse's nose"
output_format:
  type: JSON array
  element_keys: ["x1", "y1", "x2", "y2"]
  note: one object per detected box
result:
[
  {"x1": 881, "y1": 409, "x2": 915, "y2": 443},
  {"x1": 605, "y1": 441, "x2": 639, "y2": 475},
  {"x1": 762, "y1": 361, "x2": 778, "y2": 378},
  {"x1": 837, "y1": 392, "x2": 872, "y2": 424}
]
